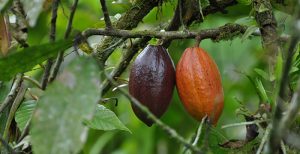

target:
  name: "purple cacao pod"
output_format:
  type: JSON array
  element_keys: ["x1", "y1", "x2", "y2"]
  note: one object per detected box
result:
[{"x1": 129, "y1": 45, "x2": 175, "y2": 126}]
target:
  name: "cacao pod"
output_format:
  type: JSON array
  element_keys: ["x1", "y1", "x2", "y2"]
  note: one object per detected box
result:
[
  {"x1": 129, "y1": 45, "x2": 175, "y2": 126},
  {"x1": 176, "y1": 47, "x2": 224, "y2": 125}
]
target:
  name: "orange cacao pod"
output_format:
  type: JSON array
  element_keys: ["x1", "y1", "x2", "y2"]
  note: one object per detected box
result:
[
  {"x1": 129, "y1": 45, "x2": 175, "y2": 126},
  {"x1": 176, "y1": 47, "x2": 224, "y2": 125}
]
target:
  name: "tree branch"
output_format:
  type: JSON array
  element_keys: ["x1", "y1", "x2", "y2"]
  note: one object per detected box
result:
[
  {"x1": 41, "y1": 0, "x2": 60, "y2": 90},
  {"x1": 49, "y1": 0, "x2": 79, "y2": 82},
  {"x1": 100, "y1": 0, "x2": 112, "y2": 29},
  {"x1": 0, "y1": 74, "x2": 23, "y2": 114},
  {"x1": 253, "y1": 0, "x2": 279, "y2": 79},
  {"x1": 99, "y1": 0, "x2": 241, "y2": 95},
  {"x1": 83, "y1": 24, "x2": 247, "y2": 41},
  {"x1": 2, "y1": 85, "x2": 26, "y2": 140}
]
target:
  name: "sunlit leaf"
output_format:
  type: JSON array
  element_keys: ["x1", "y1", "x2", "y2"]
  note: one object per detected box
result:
[
  {"x1": 84, "y1": 105, "x2": 131, "y2": 133},
  {"x1": 0, "y1": 40, "x2": 72, "y2": 81},
  {"x1": 15, "y1": 100, "x2": 36, "y2": 131},
  {"x1": 30, "y1": 57, "x2": 100, "y2": 154},
  {"x1": 254, "y1": 68, "x2": 269, "y2": 81}
]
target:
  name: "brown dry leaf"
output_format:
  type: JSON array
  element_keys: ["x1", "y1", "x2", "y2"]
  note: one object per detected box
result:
[{"x1": 0, "y1": 14, "x2": 10, "y2": 56}]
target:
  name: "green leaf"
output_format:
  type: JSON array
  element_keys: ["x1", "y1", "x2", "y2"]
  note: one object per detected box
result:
[
  {"x1": 241, "y1": 25, "x2": 259, "y2": 42},
  {"x1": 246, "y1": 75, "x2": 269, "y2": 103},
  {"x1": 0, "y1": 40, "x2": 72, "y2": 81},
  {"x1": 30, "y1": 57, "x2": 100, "y2": 154},
  {"x1": 254, "y1": 68, "x2": 269, "y2": 81},
  {"x1": 84, "y1": 105, "x2": 131, "y2": 133},
  {"x1": 289, "y1": 66, "x2": 299, "y2": 74},
  {"x1": 254, "y1": 78, "x2": 269, "y2": 103},
  {"x1": 235, "y1": 16, "x2": 257, "y2": 26},
  {"x1": 274, "y1": 51, "x2": 283, "y2": 82},
  {"x1": 237, "y1": 0, "x2": 252, "y2": 5},
  {"x1": 15, "y1": 100, "x2": 36, "y2": 132}
]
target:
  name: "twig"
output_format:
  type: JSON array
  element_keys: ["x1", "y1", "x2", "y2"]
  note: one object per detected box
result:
[
  {"x1": 41, "y1": 0, "x2": 60, "y2": 89},
  {"x1": 0, "y1": 74, "x2": 23, "y2": 114},
  {"x1": 183, "y1": 116, "x2": 207, "y2": 154},
  {"x1": 49, "y1": 0, "x2": 60, "y2": 43},
  {"x1": 83, "y1": 23, "x2": 247, "y2": 40},
  {"x1": 178, "y1": 0, "x2": 185, "y2": 30},
  {"x1": 221, "y1": 120, "x2": 267, "y2": 129},
  {"x1": 64, "y1": 0, "x2": 78, "y2": 39},
  {"x1": 256, "y1": 125, "x2": 271, "y2": 154},
  {"x1": 49, "y1": 0, "x2": 79, "y2": 82},
  {"x1": 41, "y1": 60, "x2": 53, "y2": 90},
  {"x1": 105, "y1": 74, "x2": 204, "y2": 154},
  {"x1": 192, "y1": 116, "x2": 207, "y2": 146},
  {"x1": 198, "y1": 0, "x2": 204, "y2": 20},
  {"x1": 100, "y1": 0, "x2": 112, "y2": 29},
  {"x1": 3, "y1": 85, "x2": 26, "y2": 140},
  {"x1": 22, "y1": 76, "x2": 42, "y2": 89}
]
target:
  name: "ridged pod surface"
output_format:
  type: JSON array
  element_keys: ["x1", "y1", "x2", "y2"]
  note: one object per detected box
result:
[
  {"x1": 176, "y1": 47, "x2": 224, "y2": 125},
  {"x1": 129, "y1": 45, "x2": 175, "y2": 126}
]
